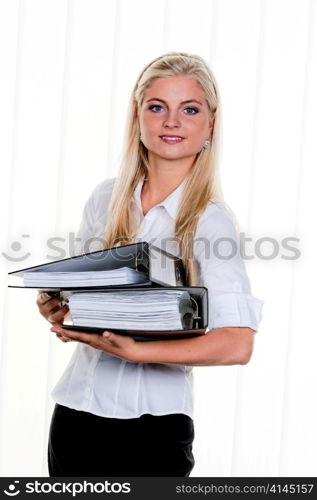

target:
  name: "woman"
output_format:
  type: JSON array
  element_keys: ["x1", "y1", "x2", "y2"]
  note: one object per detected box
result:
[{"x1": 37, "y1": 52, "x2": 263, "y2": 477}]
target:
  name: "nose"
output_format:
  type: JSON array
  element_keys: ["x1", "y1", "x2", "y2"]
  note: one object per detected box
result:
[{"x1": 163, "y1": 110, "x2": 181, "y2": 128}]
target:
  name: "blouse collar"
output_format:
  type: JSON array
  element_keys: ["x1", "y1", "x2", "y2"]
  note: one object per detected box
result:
[{"x1": 133, "y1": 177, "x2": 187, "y2": 220}]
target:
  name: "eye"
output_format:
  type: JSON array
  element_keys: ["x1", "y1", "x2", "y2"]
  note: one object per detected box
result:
[
  {"x1": 149, "y1": 104, "x2": 164, "y2": 112},
  {"x1": 184, "y1": 107, "x2": 199, "y2": 115}
]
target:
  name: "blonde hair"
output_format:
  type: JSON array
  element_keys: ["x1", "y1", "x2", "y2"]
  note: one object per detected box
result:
[{"x1": 103, "y1": 51, "x2": 223, "y2": 285}]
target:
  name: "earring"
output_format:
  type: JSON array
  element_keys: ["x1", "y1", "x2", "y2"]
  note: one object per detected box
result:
[
  {"x1": 204, "y1": 140, "x2": 210, "y2": 149},
  {"x1": 140, "y1": 134, "x2": 143, "y2": 142}
]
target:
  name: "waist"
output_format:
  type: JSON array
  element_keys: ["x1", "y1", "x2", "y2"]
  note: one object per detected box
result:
[{"x1": 51, "y1": 345, "x2": 194, "y2": 419}]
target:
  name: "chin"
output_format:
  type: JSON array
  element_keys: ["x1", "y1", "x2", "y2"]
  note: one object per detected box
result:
[
  {"x1": 149, "y1": 147, "x2": 195, "y2": 162},
  {"x1": 159, "y1": 153, "x2": 190, "y2": 161}
]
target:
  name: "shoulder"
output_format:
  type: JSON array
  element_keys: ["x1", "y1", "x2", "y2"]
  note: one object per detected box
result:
[
  {"x1": 88, "y1": 177, "x2": 116, "y2": 209},
  {"x1": 80, "y1": 177, "x2": 116, "y2": 237},
  {"x1": 84, "y1": 177, "x2": 116, "y2": 222}
]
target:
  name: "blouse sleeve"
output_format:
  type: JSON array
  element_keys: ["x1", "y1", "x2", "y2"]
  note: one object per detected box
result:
[
  {"x1": 72, "y1": 178, "x2": 116, "y2": 256},
  {"x1": 73, "y1": 194, "x2": 96, "y2": 256},
  {"x1": 194, "y1": 203, "x2": 264, "y2": 332}
]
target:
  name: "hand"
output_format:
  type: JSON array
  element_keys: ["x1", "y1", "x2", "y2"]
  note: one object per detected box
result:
[
  {"x1": 50, "y1": 325, "x2": 138, "y2": 361},
  {"x1": 37, "y1": 291, "x2": 70, "y2": 342}
]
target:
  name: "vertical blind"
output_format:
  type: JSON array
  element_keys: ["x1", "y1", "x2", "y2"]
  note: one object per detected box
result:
[{"x1": 0, "y1": 0, "x2": 316, "y2": 476}]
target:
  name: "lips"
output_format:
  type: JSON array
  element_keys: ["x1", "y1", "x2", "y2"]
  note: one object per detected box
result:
[{"x1": 160, "y1": 135, "x2": 185, "y2": 144}]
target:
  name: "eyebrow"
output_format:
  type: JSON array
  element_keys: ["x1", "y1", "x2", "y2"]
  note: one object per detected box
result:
[{"x1": 145, "y1": 98, "x2": 203, "y2": 105}]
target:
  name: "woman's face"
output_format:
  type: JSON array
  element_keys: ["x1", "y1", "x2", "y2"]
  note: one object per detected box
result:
[{"x1": 138, "y1": 75, "x2": 213, "y2": 164}]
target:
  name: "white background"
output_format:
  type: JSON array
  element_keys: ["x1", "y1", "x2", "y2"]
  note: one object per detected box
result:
[{"x1": 0, "y1": 0, "x2": 316, "y2": 476}]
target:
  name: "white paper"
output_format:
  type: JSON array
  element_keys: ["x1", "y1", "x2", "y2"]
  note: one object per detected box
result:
[{"x1": 68, "y1": 290, "x2": 192, "y2": 331}]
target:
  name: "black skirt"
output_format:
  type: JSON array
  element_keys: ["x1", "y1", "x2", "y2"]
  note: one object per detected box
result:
[{"x1": 48, "y1": 403, "x2": 195, "y2": 477}]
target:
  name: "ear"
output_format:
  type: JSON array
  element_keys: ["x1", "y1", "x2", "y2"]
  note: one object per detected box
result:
[
  {"x1": 209, "y1": 116, "x2": 215, "y2": 131},
  {"x1": 207, "y1": 116, "x2": 215, "y2": 140},
  {"x1": 137, "y1": 110, "x2": 141, "y2": 128}
]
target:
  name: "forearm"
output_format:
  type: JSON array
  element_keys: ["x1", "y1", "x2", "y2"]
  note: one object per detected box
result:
[
  {"x1": 129, "y1": 327, "x2": 254, "y2": 366},
  {"x1": 51, "y1": 324, "x2": 254, "y2": 367}
]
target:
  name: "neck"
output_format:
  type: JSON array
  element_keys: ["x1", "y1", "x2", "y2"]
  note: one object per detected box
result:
[{"x1": 144, "y1": 152, "x2": 195, "y2": 195}]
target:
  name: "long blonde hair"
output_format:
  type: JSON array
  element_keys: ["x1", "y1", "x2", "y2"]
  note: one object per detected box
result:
[{"x1": 103, "y1": 52, "x2": 223, "y2": 285}]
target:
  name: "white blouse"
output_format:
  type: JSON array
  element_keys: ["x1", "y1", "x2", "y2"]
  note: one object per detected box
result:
[{"x1": 51, "y1": 177, "x2": 264, "y2": 419}]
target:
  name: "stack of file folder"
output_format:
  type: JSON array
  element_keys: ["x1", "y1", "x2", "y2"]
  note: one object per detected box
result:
[{"x1": 8, "y1": 241, "x2": 209, "y2": 340}]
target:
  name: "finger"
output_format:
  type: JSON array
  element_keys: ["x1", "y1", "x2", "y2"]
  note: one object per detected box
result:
[
  {"x1": 101, "y1": 331, "x2": 126, "y2": 349},
  {"x1": 48, "y1": 304, "x2": 69, "y2": 323},
  {"x1": 39, "y1": 300, "x2": 64, "y2": 319},
  {"x1": 45, "y1": 302, "x2": 64, "y2": 316},
  {"x1": 38, "y1": 297, "x2": 62, "y2": 313},
  {"x1": 37, "y1": 291, "x2": 60, "y2": 306},
  {"x1": 51, "y1": 326, "x2": 101, "y2": 347},
  {"x1": 55, "y1": 332, "x2": 73, "y2": 343},
  {"x1": 101, "y1": 331, "x2": 118, "y2": 346},
  {"x1": 37, "y1": 293, "x2": 50, "y2": 306}
]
